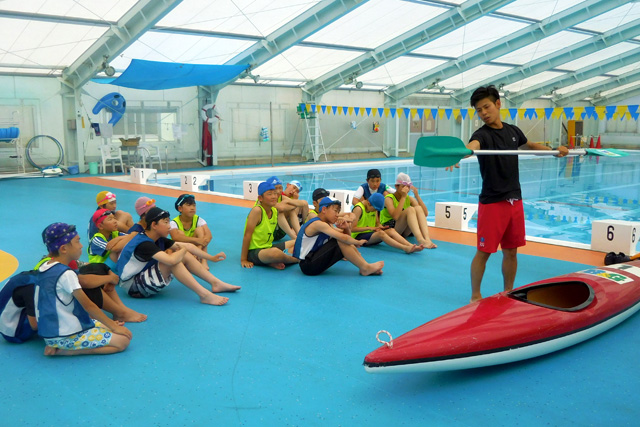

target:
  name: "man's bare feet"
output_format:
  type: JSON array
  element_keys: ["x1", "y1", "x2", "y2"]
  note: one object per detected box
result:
[
  {"x1": 211, "y1": 281, "x2": 241, "y2": 293},
  {"x1": 44, "y1": 346, "x2": 59, "y2": 356},
  {"x1": 114, "y1": 308, "x2": 148, "y2": 323},
  {"x1": 470, "y1": 294, "x2": 482, "y2": 303},
  {"x1": 360, "y1": 261, "x2": 384, "y2": 276},
  {"x1": 268, "y1": 262, "x2": 286, "y2": 270},
  {"x1": 200, "y1": 293, "x2": 229, "y2": 306}
]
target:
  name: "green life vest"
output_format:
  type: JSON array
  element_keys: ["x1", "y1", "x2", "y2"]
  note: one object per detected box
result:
[
  {"x1": 351, "y1": 202, "x2": 377, "y2": 238},
  {"x1": 173, "y1": 214, "x2": 199, "y2": 237},
  {"x1": 245, "y1": 204, "x2": 278, "y2": 250},
  {"x1": 379, "y1": 193, "x2": 410, "y2": 224},
  {"x1": 88, "y1": 231, "x2": 119, "y2": 264}
]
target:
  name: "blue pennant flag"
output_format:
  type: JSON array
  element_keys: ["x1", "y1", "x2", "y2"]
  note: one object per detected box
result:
[
  {"x1": 321, "y1": 105, "x2": 327, "y2": 114},
  {"x1": 365, "y1": 107, "x2": 371, "y2": 116},
  {"x1": 605, "y1": 106, "x2": 616, "y2": 120},
  {"x1": 544, "y1": 108, "x2": 554, "y2": 119}
]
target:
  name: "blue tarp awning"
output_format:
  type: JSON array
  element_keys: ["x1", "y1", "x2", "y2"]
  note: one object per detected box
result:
[{"x1": 94, "y1": 59, "x2": 249, "y2": 90}]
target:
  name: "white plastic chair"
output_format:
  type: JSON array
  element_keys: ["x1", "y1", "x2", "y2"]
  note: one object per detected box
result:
[
  {"x1": 137, "y1": 144, "x2": 163, "y2": 169},
  {"x1": 99, "y1": 144, "x2": 124, "y2": 173}
]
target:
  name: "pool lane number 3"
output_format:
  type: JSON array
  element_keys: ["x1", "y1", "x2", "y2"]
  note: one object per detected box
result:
[
  {"x1": 445, "y1": 205, "x2": 469, "y2": 220},
  {"x1": 606, "y1": 225, "x2": 637, "y2": 243}
]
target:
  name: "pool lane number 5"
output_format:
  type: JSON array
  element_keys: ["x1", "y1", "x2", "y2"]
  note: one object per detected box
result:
[{"x1": 445, "y1": 205, "x2": 469, "y2": 220}]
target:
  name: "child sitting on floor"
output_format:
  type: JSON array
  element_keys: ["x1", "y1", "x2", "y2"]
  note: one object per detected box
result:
[
  {"x1": 169, "y1": 194, "x2": 215, "y2": 269},
  {"x1": 241, "y1": 181, "x2": 299, "y2": 269},
  {"x1": 88, "y1": 190, "x2": 134, "y2": 239},
  {"x1": 117, "y1": 207, "x2": 240, "y2": 306},
  {"x1": 351, "y1": 193, "x2": 423, "y2": 254},
  {"x1": 128, "y1": 196, "x2": 156, "y2": 234},
  {"x1": 37, "y1": 222, "x2": 132, "y2": 356},
  {"x1": 293, "y1": 197, "x2": 384, "y2": 276},
  {"x1": 380, "y1": 173, "x2": 437, "y2": 249}
]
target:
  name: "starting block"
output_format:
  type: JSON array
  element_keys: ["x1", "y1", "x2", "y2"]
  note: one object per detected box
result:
[
  {"x1": 327, "y1": 189, "x2": 355, "y2": 213},
  {"x1": 435, "y1": 202, "x2": 477, "y2": 230},
  {"x1": 591, "y1": 220, "x2": 639, "y2": 255},
  {"x1": 243, "y1": 180, "x2": 262, "y2": 201},
  {"x1": 130, "y1": 167, "x2": 157, "y2": 185},
  {"x1": 180, "y1": 174, "x2": 208, "y2": 191}
]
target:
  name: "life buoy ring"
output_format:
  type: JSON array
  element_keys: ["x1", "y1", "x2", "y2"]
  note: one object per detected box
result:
[
  {"x1": 201, "y1": 103, "x2": 221, "y2": 123},
  {"x1": 92, "y1": 92, "x2": 126, "y2": 125}
]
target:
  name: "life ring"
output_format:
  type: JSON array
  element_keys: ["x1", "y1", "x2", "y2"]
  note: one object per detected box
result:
[
  {"x1": 201, "y1": 103, "x2": 221, "y2": 123},
  {"x1": 92, "y1": 92, "x2": 126, "y2": 125}
]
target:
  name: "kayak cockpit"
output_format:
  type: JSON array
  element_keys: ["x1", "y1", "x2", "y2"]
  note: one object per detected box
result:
[{"x1": 509, "y1": 281, "x2": 594, "y2": 312}]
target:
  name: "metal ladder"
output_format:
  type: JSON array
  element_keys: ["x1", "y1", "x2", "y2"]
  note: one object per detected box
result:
[{"x1": 303, "y1": 116, "x2": 327, "y2": 162}]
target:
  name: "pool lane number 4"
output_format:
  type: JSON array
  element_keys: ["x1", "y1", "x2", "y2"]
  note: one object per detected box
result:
[{"x1": 591, "y1": 220, "x2": 640, "y2": 255}]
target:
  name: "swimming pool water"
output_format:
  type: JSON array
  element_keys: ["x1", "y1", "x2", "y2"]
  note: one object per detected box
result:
[{"x1": 156, "y1": 153, "x2": 640, "y2": 248}]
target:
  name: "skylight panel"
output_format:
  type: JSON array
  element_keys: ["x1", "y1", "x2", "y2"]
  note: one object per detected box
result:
[
  {"x1": 573, "y1": 2, "x2": 640, "y2": 33},
  {"x1": 555, "y1": 76, "x2": 610, "y2": 95},
  {"x1": 502, "y1": 71, "x2": 565, "y2": 93},
  {"x1": 357, "y1": 57, "x2": 447, "y2": 87},
  {"x1": 0, "y1": 0, "x2": 137, "y2": 21},
  {"x1": 497, "y1": 0, "x2": 584, "y2": 21},
  {"x1": 495, "y1": 31, "x2": 590, "y2": 65},
  {"x1": 438, "y1": 64, "x2": 512, "y2": 91},
  {"x1": 253, "y1": 46, "x2": 362, "y2": 81},
  {"x1": 157, "y1": 0, "x2": 319, "y2": 37},
  {"x1": 560, "y1": 43, "x2": 638, "y2": 71},
  {"x1": 306, "y1": 0, "x2": 444, "y2": 49},
  {"x1": 412, "y1": 17, "x2": 526, "y2": 58}
]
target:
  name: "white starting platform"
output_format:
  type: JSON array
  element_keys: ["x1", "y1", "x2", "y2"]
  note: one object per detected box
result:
[
  {"x1": 327, "y1": 189, "x2": 355, "y2": 213},
  {"x1": 181, "y1": 174, "x2": 209, "y2": 191},
  {"x1": 130, "y1": 167, "x2": 157, "y2": 185},
  {"x1": 591, "y1": 219, "x2": 639, "y2": 255},
  {"x1": 243, "y1": 180, "x2": 262, "y2": 201},
  {"x1": 435, "y1": 202, "x2": 477, "y2": 231}
]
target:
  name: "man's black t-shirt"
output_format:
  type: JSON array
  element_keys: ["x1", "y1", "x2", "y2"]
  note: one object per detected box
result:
[{"x1": 470, "y1": 123, "x2": 527, "y2": 204}]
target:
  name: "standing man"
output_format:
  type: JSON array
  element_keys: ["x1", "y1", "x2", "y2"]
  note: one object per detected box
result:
[{"x1": 451, "y1": 86, "x2": 568, "y2": 302}]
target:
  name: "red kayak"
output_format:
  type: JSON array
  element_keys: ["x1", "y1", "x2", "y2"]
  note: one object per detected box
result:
[{"x1": 364, "y1": 260, "x2": 640, "y2": 373}]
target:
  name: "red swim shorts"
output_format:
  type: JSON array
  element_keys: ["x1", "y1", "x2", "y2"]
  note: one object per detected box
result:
[{"x1": 476, "y1": 199, "x2": 526, "y2": 253}]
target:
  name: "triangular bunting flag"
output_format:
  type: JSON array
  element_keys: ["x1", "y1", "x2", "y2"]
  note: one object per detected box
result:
[
  {"x1": 500, "y1": 109, "x2": 509, "y2": 120},
  {"x1": 460, "y1": 109, "x2": 468, "y2": 120},
  {"x1": 384, "y1": 108, "x2": 390, "y2": 118},
  {"x1": 438, "y1": 109, "x2": 446, "y2": 119},
  {"x1": 452, "y1": 109, "x2": 460, "y2": 120},
  {"x1": 410, "y1": 108, "x2": 417, "y2": 119},
  {"x1": 321, "y1": 105, "x2": 327, "y2": 114},
  {"x1": 605, "y1": 106, "x2": 616, "y2": 120},
  {"x1": 584, "y1": 106, "x2": 595, "y2": 119},
  {"x1": 544, "y1": 108, "x2": 554, "y2": 119},
  {"x1": 341, "y1": 106, "x2": 348, "y2": 115},
  {"x1": 331, "y1": 106, "x2": 337, "y2": 115},
  {"x1": 354, "y1": 107, "x2": 360, "y2": 116},
  {"x1": 431, "y1": 109, "x2": 438, "y2": 120},
  {"x1": 403, "y1": 108, "x2": 410, "y2": 118},
  {"x1": 347, "y1": 107, "x2": 354, "y2": 116},
  {"x1": 311, "y1": 104, "x2": 317, "y2": 113},
  {"x1": 390, "y1": 109, "x2": 396, "y2": 118},
  {"x1": 365, "y1": 107, "x2": 371, "y2": 116},
  {"x1": 445, "y1": 109, "x2": 452, "y2": 120},
  {"x1": 563, "y1": 107, "x2": 574, "y2": 120},
  {"x1": 508, "y1": 108, "x2": 517, "y2": 120},
  {"x1": 379, "y1": 108, "x2": 385, "y2": 117},
  {"x1": 417, "y1": 108, "x2": 424, "y2": 120}
]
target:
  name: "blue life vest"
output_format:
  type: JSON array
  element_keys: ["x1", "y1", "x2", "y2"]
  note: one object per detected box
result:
[
  {"x1": 35, "y1": 263, "x2": 94, "y2": 338},
  {"x1": 0, "y1": 270, "x2": 38, "y2": 343},
  {"x1": 293, "y1": 217, "x2": 330, "y2": 260},
  {"x1": 360, "y1": 182, "x2": 388, "y2": 200},
  {"x1": 117, "y1": 232, "x2": 157, "y2": 281}
]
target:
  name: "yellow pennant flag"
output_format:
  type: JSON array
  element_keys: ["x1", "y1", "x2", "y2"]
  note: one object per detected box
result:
[
  {"x1": 594, "y1": 106, "x2": 606, "y2": 119},
  {"x1": 305, "y1": 104, "x2": 311, "y2": 113},
  {"x1": 438, "y1": 109, "x2": 446, "y2": 119},
  {"x1": 518, "y1": 109, "x2": 526, "y2": 120},
  {"x1": 410, "y1": 108, "x2": 417, "y2": 119},
  {"x1": 467, "y1": 109, "x2": 475, "y2": 119},
  {"x1": 348, "y1": 107, "x2": 354, "y2": 116},
  {"x1": 535, "y1": 108, "x2": 545, "y2": 119},
  {"x1": 452, "y1": 109, "x2": 460, "y2": 120},
  {"x1": 573, "y1": 107, "x2": 584, "y2": 119},
  {"x1": 500, "y1": 109, "x2": 509, "y2": 120},
  {"x1": 384, "y1": 108, "x2": 390, "y2": 118},
  {"x1": 552, "y1": 108, "x2": 563, "y2": 119}
]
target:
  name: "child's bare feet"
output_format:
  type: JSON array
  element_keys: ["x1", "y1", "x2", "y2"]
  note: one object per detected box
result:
[
  {"x1": 114, "y1": 308, "x2": 147, "y2": 323},
  {"x1": 44, "y1": 346, "x2": 59, "y2": 356},
  {"x1": 423, "y1": 240, "x2": 437, "y2": 249},
  {"x1": 360, "y1": 261, "x2": 384, "y2": 276},
  {"x1": 404, "y1": 244, "x2": 422, "y2": 254},
  {"x1": 211, "y1": 281, "x2": 241, "y2": 293},
  {"x1": 200, "y1": 293, "x2": 229, "y2": 306},
  {"x1": 268, "y1": 262, "x2": 286, "y2": 270}
]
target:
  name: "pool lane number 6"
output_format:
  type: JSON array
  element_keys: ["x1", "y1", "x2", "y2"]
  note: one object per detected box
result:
[{"x1": 606, "y1": 225, "x2": 637, "y2": 242}]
